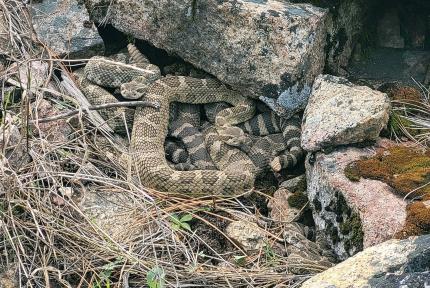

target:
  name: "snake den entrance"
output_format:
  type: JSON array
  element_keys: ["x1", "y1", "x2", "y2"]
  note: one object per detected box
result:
[{"x1": 2, "y1": 0, "x2": 430, "y2": 287}]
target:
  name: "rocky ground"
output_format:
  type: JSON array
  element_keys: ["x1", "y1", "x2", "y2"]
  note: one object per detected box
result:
[{"x1": 1, "y1": 0, "x2": 430, "y2": 287}]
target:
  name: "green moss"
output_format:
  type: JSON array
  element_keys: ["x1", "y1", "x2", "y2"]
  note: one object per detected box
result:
[
  {"x1": 344, "y1": 146, "x2": 430, "y2": 238},
  {"x1": 344, "y1": 164, "x2": 361, "y2": 182},
  {"x1": 290, "y1": 177, "x2": 307, "y2": 194},
  {"x1": 344, "y1": 146, "x2": 430, "y2": 198},
  {"x1": 396, "y1": 194, "x2": 430, "y2": 239},
  {"x1": 287, "y1": 192, "x2": 308, "y2": 209},
  {"x1": 341, "y1": 212, "x2": 364, "y2": 253}
]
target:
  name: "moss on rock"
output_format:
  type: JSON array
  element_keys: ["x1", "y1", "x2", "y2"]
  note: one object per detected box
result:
[
  {"x1": 287, "y1": 192, "x2": 309, "y2": 209},
  {"x1": 344, "y1": 145, "x2": 430, "y2": 238},
  {"x1": 340, "y1": 212, "x2": 364, "y2": 253}
]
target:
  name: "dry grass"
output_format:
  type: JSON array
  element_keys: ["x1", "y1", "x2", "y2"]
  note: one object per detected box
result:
[
  {"x1": 390, "y1": 80, "x2": 430, "y2": 146},
  {"x1": 0, "y1": 1, "x2": 313, "y2": 287}
]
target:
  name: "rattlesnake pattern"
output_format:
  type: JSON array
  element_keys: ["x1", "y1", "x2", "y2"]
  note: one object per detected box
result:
[
  {"x1": 168, "y1": 103, "x2": 216, "y2": 170},
  {"x1": 129, "y1": 75, "x2": 257, "y2": 194},
  {"x1": 83, "y1": 45, "x2": 257, "y2": 194},
  {"x1": 80, "y1": 44, "x2": 302, "y2": 195}
]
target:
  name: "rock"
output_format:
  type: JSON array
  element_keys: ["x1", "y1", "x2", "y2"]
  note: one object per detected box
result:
[
  {"x1": 371, "y1": 272, "x2": 430, "y2": 288},
  {"x1": 86, "y1": 0, "x2": 328, "y2": 101},
  {"x1": 400, "y1": 3, "x2": 428, "y2": 49},
  {"x1": 259, "y1": 83, "x2": 312, "y2": 118},
  {"x1": 377, "y1": 8, "x2": 405, "y2": 49},
  {"x1": 31, "y1": 0, "x2": 104, "y2": 58},
  {"x1": 301, "y1": 74, "x2": 391, "y2": 152},
  {"x1": 11, "y1": 60, "x2": 49, "y2": 90},
  {"x1": 78, "y1": 187, "x2": 147, "y2": 242},
  {"x1": 305, "y1": 139, "x2": 408, "y2": 260},
  {"x1": 402, "y1": 50, "x2": 430, "y2": 80},
  {"x1": 282, "y1": 222, "x2": 335, "y2": 274},
  {"x1": 349, "y1": 48, "x2": 430, "y2": 87},
  {"x1": 268, "y1": 187, "x2": 304, "y2": 223},
  {"x1": 33, "y1": 99, "x2": 72, "y2": 143},
  {"x1": 279, "y1": 174, "x2": 306, "y2": 192},
  {"x1": 301, "y1": 234, "x2": 430, "y2": 288},
  {"x1": 225, "y1": 220, "x2": 267, "y2": 251},
  {"x1": 344, "y1": 143, "x2": 430, "y2": 239},
  {"x1": 269, "y1": 175, "x2": 308, "y2": 222}
]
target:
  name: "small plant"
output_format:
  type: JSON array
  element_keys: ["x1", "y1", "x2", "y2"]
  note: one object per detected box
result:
[
  {"x1": 170, "y1": 213, "x2": 193, "y2": 232},
  {"x1": 146, "y1": 266, "x2": 165, "y2": 288},
  {"x1": 92, "y1": 258, "x2": 123, "y2": 288},
  {"x1": 263, "y1": 243, "x2": 278, "y2": 265},
  {"x1": 233, "y1": 255, "x2": 247, "y2": 266}
]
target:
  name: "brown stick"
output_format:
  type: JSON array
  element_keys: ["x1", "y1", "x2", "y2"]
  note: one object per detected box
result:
[{"x1": 32, "y1": 101, "x2": 160, "y2": 123}]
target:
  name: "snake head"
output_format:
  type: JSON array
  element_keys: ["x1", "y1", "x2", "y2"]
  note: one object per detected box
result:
[
  {"x1": 120, "y1": 74, "x2": 160, "y2": 100},
  {"x1": 218, "y1": 126, "x2": 252, "y2": 148},
  {"x1": 120, "y1": 81, "x2": 149, "y2": 100}
]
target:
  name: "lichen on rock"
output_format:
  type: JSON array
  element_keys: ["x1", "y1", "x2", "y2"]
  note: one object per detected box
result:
[
  {"x1": 306, "y1": 139, "x2": 408, "y2": 260},
  {"x1": 301, "y1": 74, "x2": 391, "y2": 152}
]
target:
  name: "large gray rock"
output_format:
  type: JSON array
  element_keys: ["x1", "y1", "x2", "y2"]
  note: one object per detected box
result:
[
  {"x1": 301, "y1": 234, "x2": 430, "y2": 288},
  {"x1": 31, "y1": 0, "x2": 104, "y2": 58},
  {"x1": 305, "y1": 139, "x2": 408, "y2": 260},
  {"x1": 301, "y1": 74, "x2": 391, "y2": 152},
  {"x1": 86, "y1": 0, "x2": 328, "y2": 102}
]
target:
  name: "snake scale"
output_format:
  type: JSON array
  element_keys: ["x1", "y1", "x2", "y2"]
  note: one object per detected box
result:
[{"x1": 80, "y1": 44, "x2": 303, "y2": 195}]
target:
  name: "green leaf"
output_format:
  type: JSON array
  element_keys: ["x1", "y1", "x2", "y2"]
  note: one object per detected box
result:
[
  {"x1": 170, "y1": 214, "x2": 180, "y2": 224},
  {"x1": 180, "y1": 213, "x2": 193, "y2": 222},
  {"x1": 146, "y1": 266, "x2": 165, "y2": 288},
  {"x1": 180, "y1": 222, "x2": 191, "y2": 232},
  {"x1": 234, "y1": 255, "x2": 247, "y2": 266},
  {"x1": 171, "y1": 223, "x2": 180, "y2": 231}
]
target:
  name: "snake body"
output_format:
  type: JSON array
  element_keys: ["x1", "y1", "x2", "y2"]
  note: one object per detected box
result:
[
  {"x1": 80, "y1": 44, "x2": 304, "y2": 195},
  {"x1": 168, "y1": 103, "x2": 216, "y2": 170},
  {"x1": 129, "y1": 76, "x2": 256, "y2": 194}
]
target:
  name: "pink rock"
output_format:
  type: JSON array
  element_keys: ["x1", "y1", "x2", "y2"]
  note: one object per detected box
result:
[
  {"x1": 306, "y1": 138, "x2": 408, "y2": 260},
  {"x1": 33, "y1": 99, "x2": 72, "y2": 143}
]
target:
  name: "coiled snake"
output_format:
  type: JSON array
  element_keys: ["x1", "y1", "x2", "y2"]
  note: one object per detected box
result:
[{"x1": 79, "y1": 44, "x2": 303, "y2": 195}]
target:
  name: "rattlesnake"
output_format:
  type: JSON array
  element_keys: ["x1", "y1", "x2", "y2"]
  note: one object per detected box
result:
[
  {"x1": 80, "y1": 45, "x2": 335, "y2": 270},
  {"x1": 162, "y1": 62, "x2": 304, "y2": 174},
  {"x1": 81, "y1": 44, "x2": 257, "y2": 195},
  {"x1": 204, "y1": 102, "x2": 303, "y2": 172},
  {"x1": 80, "y1": 44, "x2": 303, "y2": 195}
]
